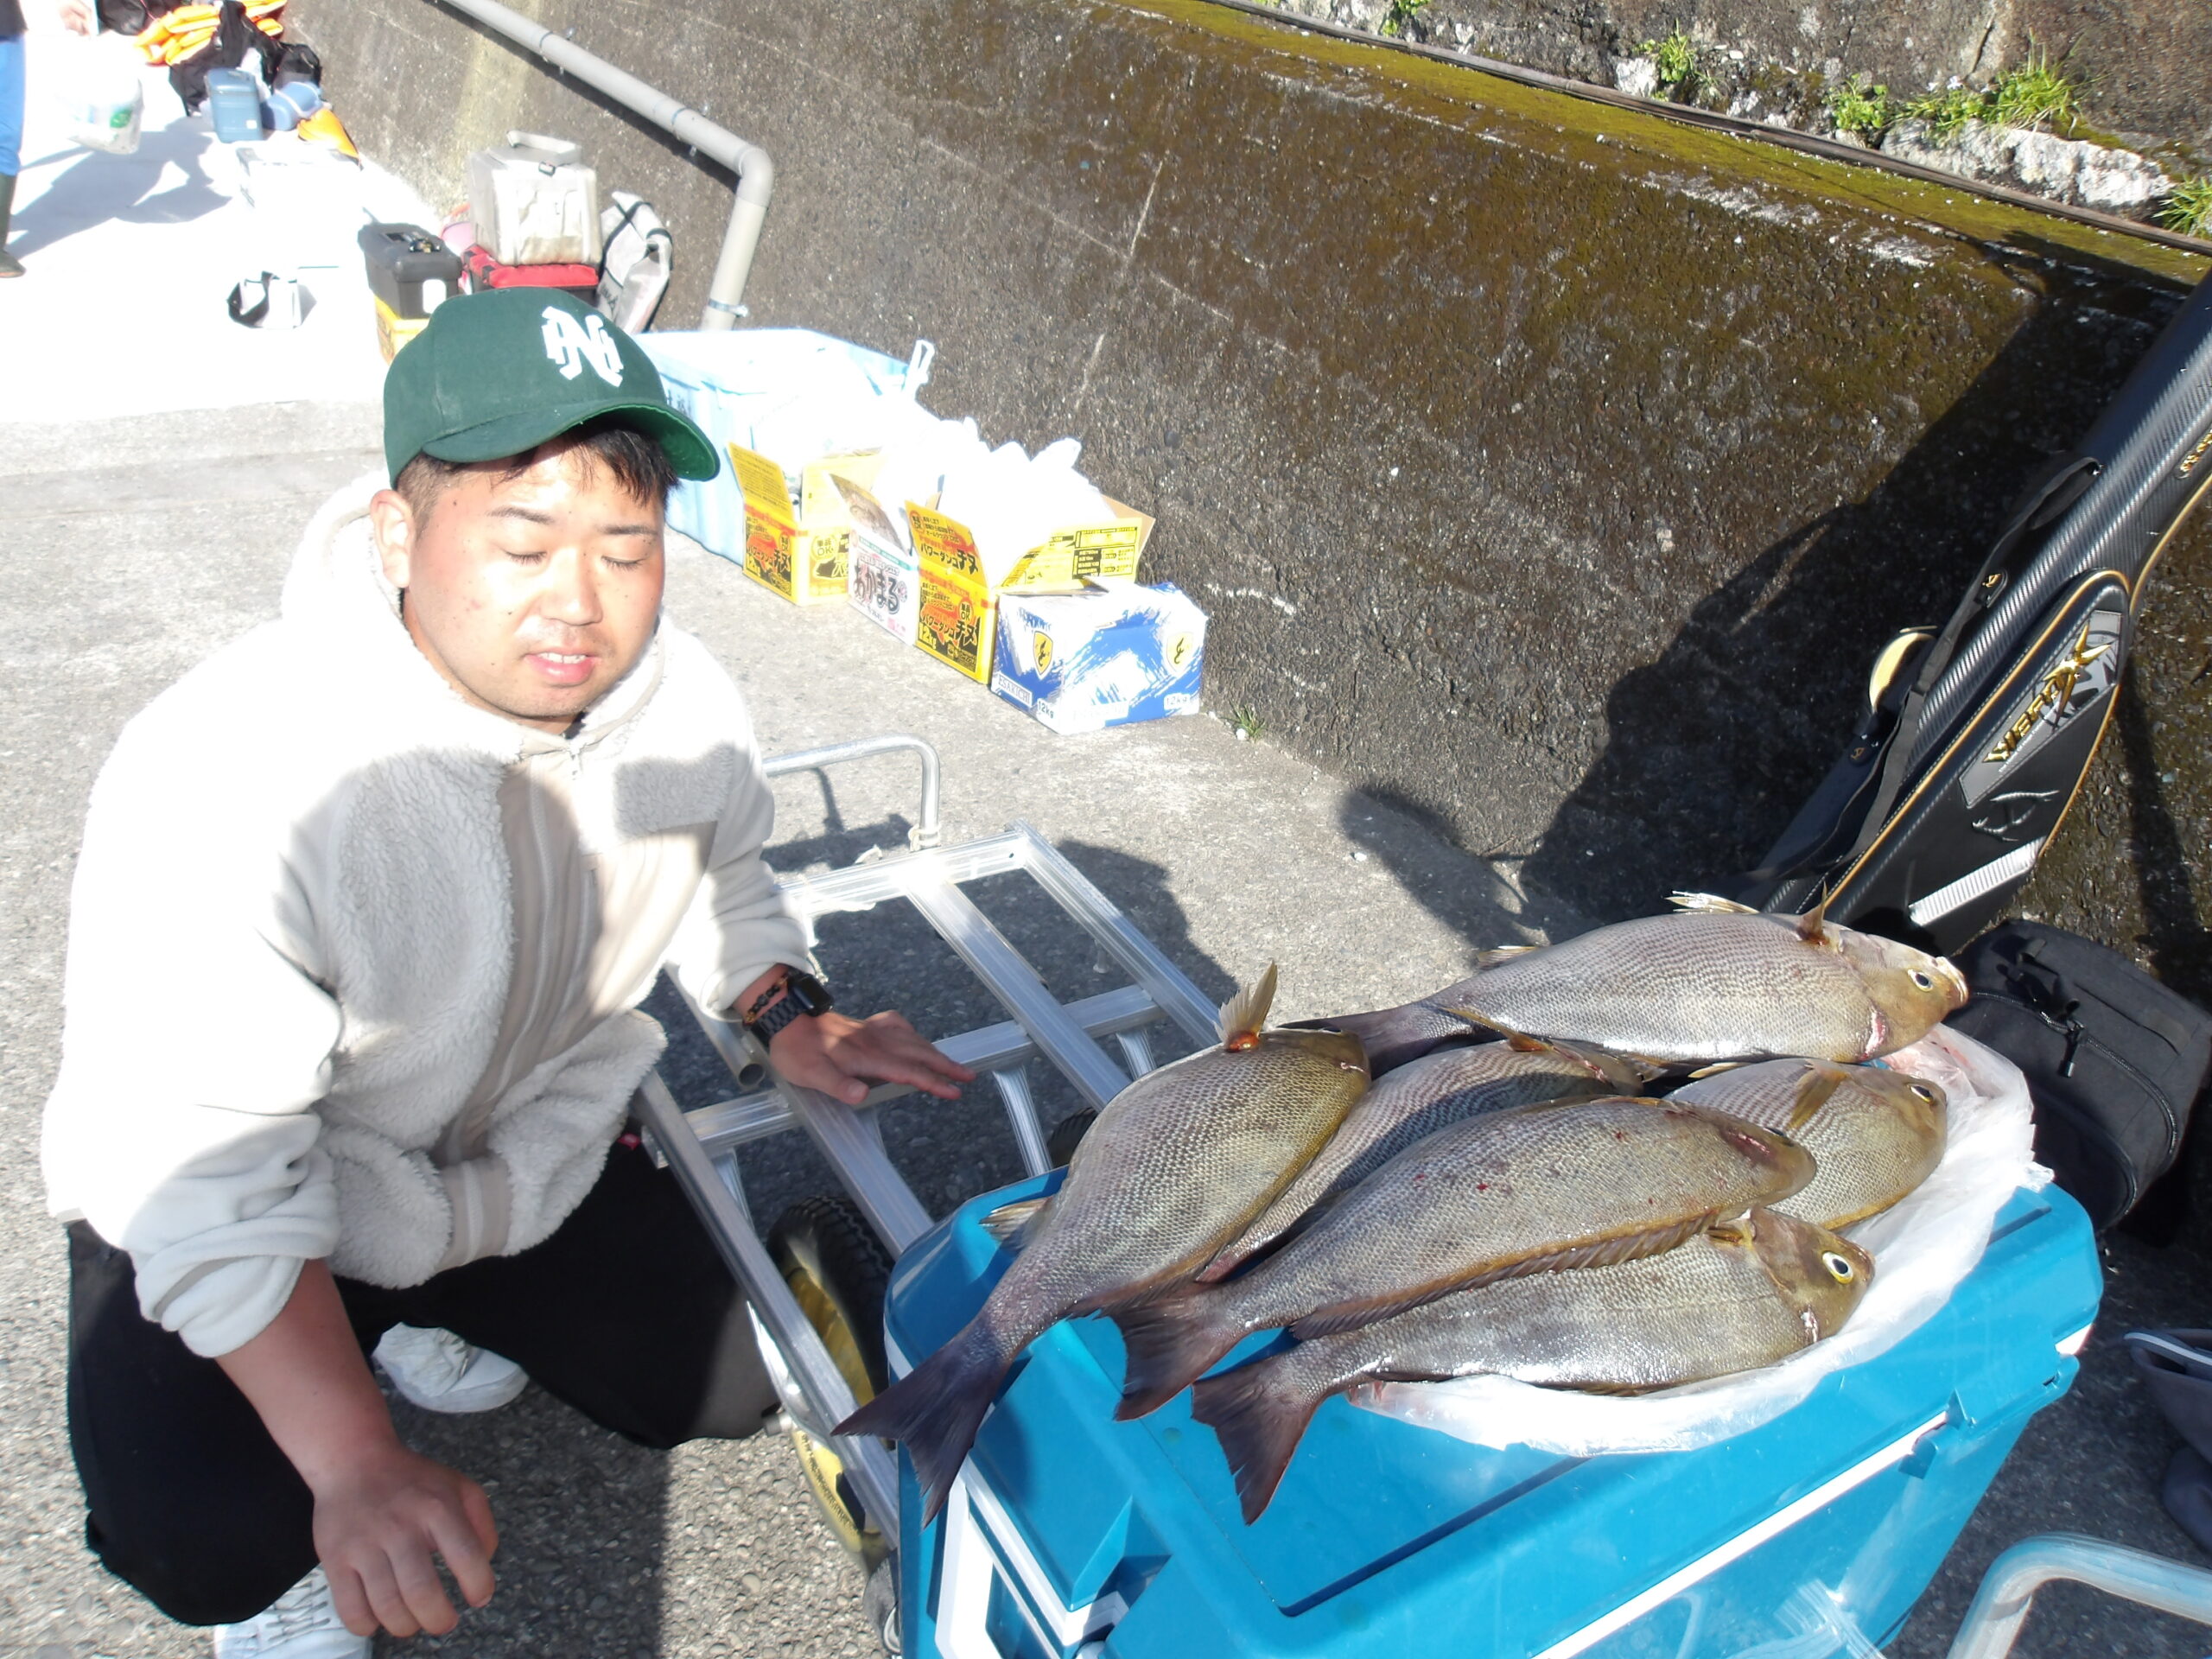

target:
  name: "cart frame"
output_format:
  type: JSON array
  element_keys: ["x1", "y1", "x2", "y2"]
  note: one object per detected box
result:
[{"x1": 632, "y1": 734, "x2": 1217, "y2": 1557}]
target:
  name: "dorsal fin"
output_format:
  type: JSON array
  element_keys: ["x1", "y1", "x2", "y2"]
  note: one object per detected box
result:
[
  {"x1": 1478, "y1": 944, "x2": 1540, "y2": 966},
  {"x1": 1218, "y1": 963, "x2": 1279, "y2": 1051},
  {"x1": 1787, "y1": 1063, "x2": 1849, "y2": 1133},
  {"x1": 1794, "y1": 891, "x2": 1838, "y2": 950},
  {"x1": 1669, "y1": 892, "x2": 1759, "y2": 914},
  {"x1": 1706, "y1": 1214, "x2": 1757, "y2": 1248}
]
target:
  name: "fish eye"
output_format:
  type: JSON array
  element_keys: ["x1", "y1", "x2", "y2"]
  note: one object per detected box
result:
[
  {"x1": 1910, "y1": 1084, "x2": 1936, "y2": 1103},
  {"x1": 1821, "y1": 1250, "x2": 1856, "y2": 1282},
  {"x1": 1909, "y1": 969, "x2": 1935, "y2": 989}
]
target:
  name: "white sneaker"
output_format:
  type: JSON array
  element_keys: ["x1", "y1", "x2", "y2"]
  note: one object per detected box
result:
[
  {"x1": 212, "y1": 1567, "x2": 370, "y2": 1658},
  {"x1": 372, "y1": 1323, "x2": 529, "y2": 1414}
]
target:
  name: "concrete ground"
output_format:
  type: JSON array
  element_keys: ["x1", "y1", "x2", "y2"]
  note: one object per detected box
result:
[{"x1": 3, "y1": 48, "x2": 2211, "y2": 1659}]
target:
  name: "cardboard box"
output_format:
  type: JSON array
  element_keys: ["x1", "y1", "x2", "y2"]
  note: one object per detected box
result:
[
  {"x1": 909, "y1": 499, "x2": 1155, "y2": 682},
  {"x1": 838, "y1": 476, "x2": 922, "y2": 645},
  {"x1": 728, "y1": 444, "x2": 883, "y2": 605},
  {"x1": 373, "y1": 295, "x2": 430, "y2": 364},
  {"x1": 989, "y1": 582, "x2": 1205, "y2": 732}
]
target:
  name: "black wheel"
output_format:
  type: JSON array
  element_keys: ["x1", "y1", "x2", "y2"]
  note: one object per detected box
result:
[
  {"x1": 767, "y1": 1195, "x2": 896, "y2": 1568},
  {"x1": 863, "y1": 1554, "x2": 902, "y2": 1655},
  {"x1": 769, "y1": 1193, "x2": 893, "y2": 1401},
  {"x1": 1046, "y1": 1109, "x2": 1096, "y2": 1168}
]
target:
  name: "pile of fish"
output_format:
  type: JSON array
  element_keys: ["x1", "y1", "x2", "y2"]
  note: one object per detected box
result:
[{"x1": 840, "y1": 894, "x2": 1967, "y2": 1523}]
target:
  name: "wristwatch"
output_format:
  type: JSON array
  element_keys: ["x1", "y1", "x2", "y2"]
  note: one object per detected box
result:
[{"x1": 743, "y1": 968, "x2": 834, "y2": 1045}]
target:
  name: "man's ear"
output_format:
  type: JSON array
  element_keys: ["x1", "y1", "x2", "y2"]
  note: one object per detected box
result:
[{"x1": 367, "y1": 489, "x2": 417, "y2": 591}]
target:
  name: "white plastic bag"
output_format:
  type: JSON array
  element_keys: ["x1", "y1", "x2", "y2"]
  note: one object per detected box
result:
[
  {"x1": 53, "y1": 32, "x2": 145, "y2": 156},
  {"x1": 1357, "y1": 1025, "x2": 2049, "y2": 1456}
]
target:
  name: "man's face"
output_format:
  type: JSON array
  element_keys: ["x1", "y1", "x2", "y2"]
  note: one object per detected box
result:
[{"x1": 368, "y1": 437, "x2": 665, "y2": 734}]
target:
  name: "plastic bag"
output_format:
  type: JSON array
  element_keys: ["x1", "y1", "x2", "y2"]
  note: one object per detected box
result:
[
  {"x1": 54, "y1": 32, "x2": 146, "y2": 156},
  {"x1": 1358, "y1": 1025, "x2": 2047, "y2": 1456}
]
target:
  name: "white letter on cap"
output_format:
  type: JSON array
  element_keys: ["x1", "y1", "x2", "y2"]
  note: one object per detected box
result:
[{"x1": 541, "y1": 307, "x2": 625, "y2": 387}]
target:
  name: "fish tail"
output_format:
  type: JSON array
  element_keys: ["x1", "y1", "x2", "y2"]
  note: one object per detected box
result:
[
  {"x1": 836, "y1": 1317, "x2": 1011, "y2": 1524},
  {"x1": 1109, "y1": 1289, "x2": 1243, "y2": 1420},
  {"x1": 1286, "y1": 1004, "x2": 1485, "y2": 1075},
  {"x1": 1190, "y1": 1352, "x2": 1332, "y2": 1523}
]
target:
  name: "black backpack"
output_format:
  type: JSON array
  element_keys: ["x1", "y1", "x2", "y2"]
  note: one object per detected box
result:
[
  {"x1": 1739, "y1": 274, "x2": 2212, "y2": 952},
  {"x1": 1946, "y1": 920, "x2": 2212, "y2": 1228}
]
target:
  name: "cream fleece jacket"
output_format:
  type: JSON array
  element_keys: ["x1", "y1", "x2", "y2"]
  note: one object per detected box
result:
[{"x1": 41, "y1": 475, "x2": 813, "y2": 1357}]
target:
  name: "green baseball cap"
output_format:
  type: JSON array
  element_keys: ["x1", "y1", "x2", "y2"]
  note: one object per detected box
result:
[{"x1": 383, "y1": 288, "x2": 720, "y2": 483}]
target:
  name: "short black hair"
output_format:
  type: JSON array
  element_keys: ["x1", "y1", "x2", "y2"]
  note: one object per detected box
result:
[{"x1": 393, "y1": 416, "x2": 679, "y2": 524}]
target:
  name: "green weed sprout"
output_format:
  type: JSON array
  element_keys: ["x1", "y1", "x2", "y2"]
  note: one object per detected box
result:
[
  {"x1": 1825, "y1": 76, "x2": 1893, "y2": 141},
  {"x1": 1636, "y1": 29, "x2": 1702, "y2": 99},
  {"x1": 1229, "y1": 706, "x2": 1266, "y2": 742},
  {"x1": 1379, "y1": 0, "x2": 1430, "y2": 38},
  {"x1": 2159, "y1": 176, "x2": 2212, "y2": 240},
  {"x1": 1988, "y1": 47, "x2": 2078, "y2": 132}
]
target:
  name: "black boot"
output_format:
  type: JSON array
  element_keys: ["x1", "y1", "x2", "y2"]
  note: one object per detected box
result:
[{"x1": 0, "y1": 173, "x2": 21, "y2": 277}]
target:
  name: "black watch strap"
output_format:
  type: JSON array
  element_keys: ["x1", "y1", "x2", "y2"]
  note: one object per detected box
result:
[{"x1": 745, "y1": 969, "x2": 832, "y2": 1045}]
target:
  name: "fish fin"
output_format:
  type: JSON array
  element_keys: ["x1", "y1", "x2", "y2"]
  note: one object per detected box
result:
[
  {"x1": 1786, "y1": 1065, "x2": 1848, "y2": 1134},
  {"x1": 1794, "y1": 892, "x2": 1838, "y2": 950},
  {"x1": 1217, "y1": 963, "x2": 1280, "y2": 1051},
  {"x1": 1109, "y1": 1290, "x2": 1243, "y2": 1420},
  {"x1": 1686, "y1": 1061, "x2": 1745, "y2": 1080},
  {"x1": 836, "y1": 1318, "x2": 1012, "y2": 1525},
  {"x1": 1503, "y1": 1032, "x2": 1550, "y2": 1053},
  {"x1": 978, "y1": 1197, "x2": 1051, "y2": 1250},
  {"x1": 1553, "y1": 1039, "x2": 1657, "y2": 1089},
  {"x1": 1287, "y1": 1217, "x2": 1714, "y2": 1339},
  {"x1": 1190, "y1": 1355, "x2": 1335, "y2": 1524},
  {"x1": 1706, "y1": 1214, "x2": 1757, "y2": 1247},
  {"x1": 1477, "y1": 944, "x2": 1539, "y2": 965},
  {"x1": 1669, "y1": 892, "x2": 1759, "y2": 913}
]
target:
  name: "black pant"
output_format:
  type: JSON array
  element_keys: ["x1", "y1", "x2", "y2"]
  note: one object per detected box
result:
[{"x1": 67, "y1": 1138, "x2": 779, "y2": 1626}]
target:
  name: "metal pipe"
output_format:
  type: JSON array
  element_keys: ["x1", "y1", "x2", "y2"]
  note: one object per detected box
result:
[
  {"x1": 432, "y1": 0, "x2": 772, "y2": 328},
  {"x1": 763, "y1": 734, "x2": 943, "y2": 849},
  {"x1": 1945, "y1": 1534, "x2": 2212, "y2": 1659}
]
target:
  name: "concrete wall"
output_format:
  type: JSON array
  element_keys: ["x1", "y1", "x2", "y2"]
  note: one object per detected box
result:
[{"x1": 299, "y1": 0, "x2": 2211, "y2": 1001}]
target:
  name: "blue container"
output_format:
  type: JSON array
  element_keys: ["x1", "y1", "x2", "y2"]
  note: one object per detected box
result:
[
  {"x1": 884, "y1": 1175, "x2": 2099, "y2": 1658},
  {"x1": 206, "y1": 68, "x2": 264, "y2": 143}
]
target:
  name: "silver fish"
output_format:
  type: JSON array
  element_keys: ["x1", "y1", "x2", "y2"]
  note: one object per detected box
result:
[
  {"x1": 1110, "y1": 1094, "x2": 1815, "y2": 1417},
  {"x1": 1433, "y1": 893, "x2": 1967, "y2": 1063},
  {"x1": 1198, "y1": 1038, "x2": 1653, "y2": 1282},
  {"x1": 837, "y1": 966, "x2": 1368, "y2": 1521},
  {"x1": 1670, "y1": 1057, "x2": 1947, "y2": 1226},
  {"x1": 1192, "y1": 1208, "x2": 1872, "y2": 1520}
]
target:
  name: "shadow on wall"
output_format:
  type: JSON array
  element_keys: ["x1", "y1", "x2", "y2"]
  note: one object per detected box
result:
[
  {"x1": 1520, "y1": 255, "x2": 2193, "y2": 923},
  {"x1": 1338, "y1": 784, "x2": 1584, "y2": 958}
]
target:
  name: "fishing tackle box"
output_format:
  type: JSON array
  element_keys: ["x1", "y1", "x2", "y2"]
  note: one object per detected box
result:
[{"x1": 882, "y1": 1174, "x2": 2099, "y2": 1659}]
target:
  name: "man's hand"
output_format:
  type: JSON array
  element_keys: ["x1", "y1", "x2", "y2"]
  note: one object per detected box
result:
[
  {"x1": 216, "y1": 1261, "x2": 499, "y2": 1638},
  {"x1": 56, "y1": 0, "x2": 94, "y2": 34},
  {"x1": 769, "y1": 1007, "x2": 976, "y2": 1104},
  {"x1": 311, "y1": 1441, "x2": 498, "y2": 1638}
]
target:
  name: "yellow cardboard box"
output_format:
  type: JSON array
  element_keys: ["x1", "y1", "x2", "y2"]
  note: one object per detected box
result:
[
  {"x1": 908, "y1": 499, "x2": 1155, "y2": 682},
  {"x1": 728, "y1": 445, "x2": 885, "y2": 605},
  {"x1": 374, "y1": 296, "x2": 430, "y2": 364}
]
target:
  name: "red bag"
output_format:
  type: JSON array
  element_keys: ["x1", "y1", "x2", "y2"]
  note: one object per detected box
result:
[{"x1": 460, "y1": 245, "x2": 598, "y2": 302}]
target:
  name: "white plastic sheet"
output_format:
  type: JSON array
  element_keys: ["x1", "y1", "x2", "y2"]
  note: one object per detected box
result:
[{"x1": 1357, "y1": 1026, "x2": 2048, "y2": 1456}]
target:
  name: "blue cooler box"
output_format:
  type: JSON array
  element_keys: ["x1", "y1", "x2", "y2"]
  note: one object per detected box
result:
[{"x1": 883, "y1": 1174, "x2": 2099, "y2": 1659}]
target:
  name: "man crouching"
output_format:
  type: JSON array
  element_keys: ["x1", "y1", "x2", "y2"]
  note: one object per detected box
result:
[{"x1": 41, "y1": 290, "x2": 972, "y2": 1655}]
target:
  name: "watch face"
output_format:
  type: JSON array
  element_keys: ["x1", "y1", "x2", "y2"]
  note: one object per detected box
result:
[{"x1": 785, "y1": 972, "x2": 832, "y2": 1015}]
